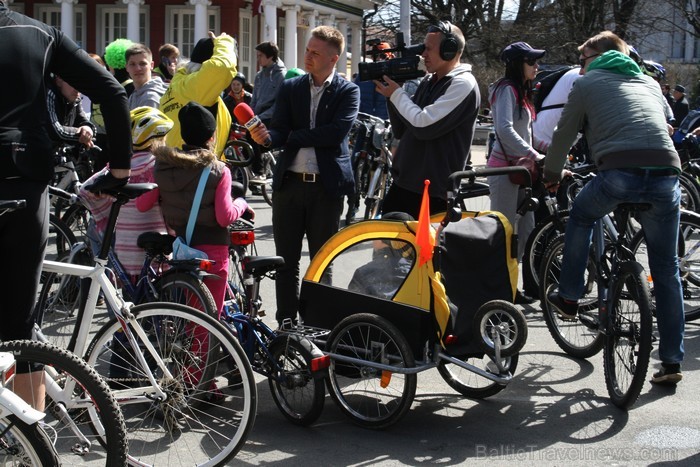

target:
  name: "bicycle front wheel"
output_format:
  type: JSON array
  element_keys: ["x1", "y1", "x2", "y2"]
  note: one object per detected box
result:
[
  {"x1": 539, "y1": 235, "x2": 605, "y2": 358},
  {"x1": 84, "y1": 302, "x2": 256, "y2": 466},
  {"x1": 0, "y1": 415, "x2": 60, "y2": 466},
  {"x1": 522, "y1": 211, "x2": 569, "y2": 299},
  {"x1": 267, "y1": 334, "x2": 325, "y2": 426},
  {"x1": 0, "y1": 340, "x2": 128, "y2": 466},
  {"x1": 326, "y1": 313, "x2": 416, "y2": 429},
  {"x1": 603, "y1": 264, "x2": 653, "y2": 409}
]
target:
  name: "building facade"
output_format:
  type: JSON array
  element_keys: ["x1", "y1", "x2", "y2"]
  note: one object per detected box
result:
[{"x1": 5, "y1": 0, "x2": 380, "y2": 79}]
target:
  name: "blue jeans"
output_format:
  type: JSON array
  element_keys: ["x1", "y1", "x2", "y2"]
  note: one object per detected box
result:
[{"x1": 558, "y1": 169, "x2": 684, "y2": 365}]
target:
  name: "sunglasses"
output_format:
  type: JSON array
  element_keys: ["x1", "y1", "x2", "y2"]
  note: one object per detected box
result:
[
  {"x1": 524, "y1": 58, "x2": 538, "y2": 66},
  {"x1": 579, "y1": 53, "x2": 600, "y2": 68}
]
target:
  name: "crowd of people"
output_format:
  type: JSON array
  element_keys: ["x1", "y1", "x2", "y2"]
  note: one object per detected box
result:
[{"x1": 0, "y1": 0, "x2": 691, "y2": 417}]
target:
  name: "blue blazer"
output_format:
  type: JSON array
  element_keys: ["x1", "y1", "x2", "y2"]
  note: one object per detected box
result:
[{"x1": 269, "y1": 72, "x2": 359, "y2": 197}]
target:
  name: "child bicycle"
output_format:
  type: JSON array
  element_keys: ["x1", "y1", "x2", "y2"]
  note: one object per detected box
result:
[
  {"x1": 539, "y1": 196, "x2": 654, "y2": 409},
  {"x1": 221, "y1": 218, "x2": 330, "y2": 426},
  {"x1": 36, "y1": 180, "x2": 258, "y2": 467},
  {"x1": 301, "y1": 166, "x2": 536, "y2": 428}
]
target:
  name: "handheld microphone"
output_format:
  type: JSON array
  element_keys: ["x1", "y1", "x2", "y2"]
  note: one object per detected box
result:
[{"x1": 233, "y1": 103, "x2": 271, "y2": 147}]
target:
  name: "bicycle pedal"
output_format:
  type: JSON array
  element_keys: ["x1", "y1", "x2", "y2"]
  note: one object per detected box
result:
[
  {"x1": 578, "y1": 313, "x2": 599, "y2": 331},
  {"x1": 257, "y1": 309, "x2": 266, "y2": 317}
]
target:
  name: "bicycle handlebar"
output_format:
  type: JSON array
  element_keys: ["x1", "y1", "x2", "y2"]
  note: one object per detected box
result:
[
  {"x1": 224, "y1": 140, "x2": 255, "y2": 167},
  {"x1": 0, "y1": 199, "x2": 26, "y2": 214}
]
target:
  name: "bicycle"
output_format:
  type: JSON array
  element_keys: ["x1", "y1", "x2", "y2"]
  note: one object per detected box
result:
[
  {"x1": 37, "y1": 182, "x2": 257, "y2": 466},
  {"x1": 0, "y1": 350, "x2": 60, "y2": 465},
  {"x1": 347, "y1": 113, "x2": 394, "y2": 220},
  {"x1": 221, "y1": 218, "x2": 329, "y2": 426},
  {"x1": 224, "y1": 128, "x2": 278, "y2": 206},
  {"x1": 37, "y1": 186, "x2": 219, "y2": 352},
  {"x1": 539, "y1": 200, "x2": 653, "y2": 409},
  {"x1": 1, "y1": 199, "x2": 128, "y2": 466}
]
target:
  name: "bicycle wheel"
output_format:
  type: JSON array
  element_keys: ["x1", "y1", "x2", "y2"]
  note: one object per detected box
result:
[
  {"x1": 325, "y1": 313, "x2": 416, "y2": 429},
  {"x1": 260, "y1": 150, "x2": 276, "y2": 207},
  {"x1": 603, "y1": 263, "x2": 653, "y2": 409},
  {"x1": 539, "y1": 235, "x2": 605, "y2": 358},
  {"x1": 522, "y1": 211, "x2": 569, "y2": 299},
  {"x1": 84, "y1": 302, "x2": 256, "y2": 466},
  {"x1": 61, "y1": 204, "x2": 91, "y2": 246},
  {"x1": 631, "y1": 210, "x2": 700, "y2": 322},
  {"x1": 46, "y1": 214, "x2": 76, "y2": 262},
  {"x1": 34, "y1": 246, "x2": 93, "y2": 351},
  {"x1": 437, "y1": 354, "x2": 518, "y2": 399},
  {"x1": 679, "y1": 173, "x2": 700, "y2": 213},
  {"x1": 230, "y1": 166, "x2": 249, "y2": 198},
  {"x1": 0, "y1": 340, "x2": 128, "y2": 466},
  {"x1": 363, "y1": 168, "x2": 389, "y2": 220},
  {"x1": 472, "y1": 300, "x2": 528, "y2": 358},
  {"x1": 267, "y1": 334, "x2": 325, "y2": 426},
  {"x1": 0, "y1": 415, "x2": 60, "y2": 466},
  {"x1": 157, "y1": 271, "x2": 218, "y2": 319}
]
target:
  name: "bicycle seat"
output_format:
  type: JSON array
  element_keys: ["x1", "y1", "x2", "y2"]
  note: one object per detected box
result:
[
  {"x1": 241, "y1": 256, "x2": 284, "y2": 278},
  {"x1": 137, "y1": 232, "x2": 175, "y2": 256}
]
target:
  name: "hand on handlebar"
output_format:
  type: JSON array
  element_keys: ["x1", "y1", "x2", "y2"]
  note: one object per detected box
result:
[{"x1": 543, "y1": 169, "x2": 573, "y2": 192}]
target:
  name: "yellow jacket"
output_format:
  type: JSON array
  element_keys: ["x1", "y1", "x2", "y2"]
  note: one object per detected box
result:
[{"x1": 160, "y1": 34, "x2": 236, "y2": 156}]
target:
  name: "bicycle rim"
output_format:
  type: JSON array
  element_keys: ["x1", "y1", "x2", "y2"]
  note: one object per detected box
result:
[
  {"x1": 0, "y1": 340, "x2": 128, "y2": 466},
  {"x1": 326, "y1": 313, "x2": 416, "y2": 429},
  {"x1": 539, "y1": 235, "x2": 605, "y2": 358},
  {"x1": 603, "y1": 267, "x2": 653, "y2": 409},
  {"x1": 84, "y1": 302, "x2": 256, "y2": 466},
  {"x1": 0, "y1": 415, "x2": 60, "y2": 466},
  {"x1": 267, "y1": 335, "x2": 325, "y2": 426},
  {"x1": 157, "y1": 272, "x2": 218, "y2": 319}
]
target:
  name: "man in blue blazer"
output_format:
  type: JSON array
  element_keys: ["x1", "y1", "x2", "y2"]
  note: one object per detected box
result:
[{"x1": 250, "y1": 25, "x2": 359, "y2": 325}]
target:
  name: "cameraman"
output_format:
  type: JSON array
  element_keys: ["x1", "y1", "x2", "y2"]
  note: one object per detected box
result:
[{"x1": 375, "y1": 21, "x2": 480, "y2": 218}]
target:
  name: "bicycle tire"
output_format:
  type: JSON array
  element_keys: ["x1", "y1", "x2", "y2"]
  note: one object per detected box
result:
[
  {"x1": 267, "y1": 334, "x2": 325, "y2": 426},
  {"x1": 230, "y1": 166, "x2": 249, "y2": 197},
  {"x1": 84, "y1": 302, "x2": 257, "y2": 466},
  {"x1": 47, "y1": 214, "x2": 76, "y2": 262},
  {"x1": 260, "y1": 150, "x2": 276, "y2": 207},
  {"x1": 679, "y1": 173, "x2": 700, "y2": 213},
  {"x1": 631, "y1": 210, "x2": 700, "y2": 322},
  {"x1": 437, "y1": 354, "x2": 518, "y2": 399},
  {"x1": 539, "y1": 234, "x2": 605, "y2": 358},
  {"x1": 522, "y1": 211, "x2": 569, "y2": 299},
  {"x1": 472, "y1": 300, "x2": 528, "y2": 358},
  {"x1": 0, "y1": 414, "x2": 60, "y2": 466},
  {"x1": 157, "y1": 271, "x2": 219, "y2": 319},
  {"x1": 603, "y1": 263, "x2": 653, "y2": 409},
  {"x1": 325, "y1": 313, "x2": 416, "y2": 429},
  {"x1": 61, "y1": 204, "x2": 91, "y2": 246},
  {"x1": 0, "y1": 340, "x2": 128, "y2": 466}
]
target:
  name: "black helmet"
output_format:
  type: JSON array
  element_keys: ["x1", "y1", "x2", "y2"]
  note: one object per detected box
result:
[{"x1": 233, "y1": 72, "x2": 246, "y2": 84}]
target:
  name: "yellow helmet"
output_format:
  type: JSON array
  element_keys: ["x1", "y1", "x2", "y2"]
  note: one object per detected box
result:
[{"x1": 130, "y1": 106, "x2": 174, "y2": 150}]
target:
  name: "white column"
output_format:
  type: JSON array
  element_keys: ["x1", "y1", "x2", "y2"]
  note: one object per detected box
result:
[
  {"x1": 189, "y1": 0, "x2": 211, "y2": 42},
  {"x1": 304, "y1": 10, "x2": 318, "y2": 47},
  {"x1": 350, "y1": 21, "x2": 362, "y2": 78},
  {"x1": 122, "y1": 0, "x2": 143, "y2": 43},
  {"x1": 57, "y1": 0, "x2": 76, "y2": 40},
  {"x1": 283, "y1": 5, "x2": 300, "y2": 68},
  {"x1": 336, "y1": 20, "x2": 348, "y2": 75},
  {"x1": 320, "y1": 15, "x2": 335, "y2": 27},
  {"x1": 262, "y1": 0, "x2": 278, "y2": 43},
  {"x1": 400, "y1": 0, "x2": 411, "y2": 43}
]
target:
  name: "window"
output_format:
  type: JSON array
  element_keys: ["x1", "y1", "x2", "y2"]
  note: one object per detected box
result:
[
  {"x1": 34, "y1": 4, "x2": 87, "y2": 49},
  {"x1": 97, "y1": 6, "x2": 148, "y2": 54},
  {"x1": 278, "y1": 19, "x2": 286, "y2": 63},
  {"x1": 165, "y1": 6, "x2": 220, "y2": 58},
  {"x1": 238, "y1": 10, "x2": 253, "y2": 79}
]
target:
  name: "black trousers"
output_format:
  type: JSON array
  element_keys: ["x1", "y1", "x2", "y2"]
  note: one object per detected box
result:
[
  {"x1": 382, "y1": 183, "x2": 446, "y2": 220},
  {"x1": 272, "y1": 173, "x2": 343, "y2": 325},
  {"x1": 0, "y1": 180, "x2": 48, "y2": 341}
]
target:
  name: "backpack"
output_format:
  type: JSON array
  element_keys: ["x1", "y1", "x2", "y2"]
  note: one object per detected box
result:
[{"x1": 533, "y1": 66, "x2": 576, "y2": 113}]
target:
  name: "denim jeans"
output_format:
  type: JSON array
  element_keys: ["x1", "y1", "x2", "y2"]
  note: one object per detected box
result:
[{"x1": 558, "y1": 169, "x2": 684, "y2": 365}]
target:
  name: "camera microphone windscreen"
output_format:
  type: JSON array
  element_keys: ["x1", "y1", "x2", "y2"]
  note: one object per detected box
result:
[{"x1": 234, "y1": 103, "x2": 271, "y2": 147}]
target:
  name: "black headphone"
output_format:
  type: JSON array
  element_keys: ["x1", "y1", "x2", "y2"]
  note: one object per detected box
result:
[{"x1": 429, "y1": 21, "x2": 459, "y2": 61}]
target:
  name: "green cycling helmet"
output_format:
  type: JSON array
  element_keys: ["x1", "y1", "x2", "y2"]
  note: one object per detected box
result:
[{"x1": 285, "y1": 67, "x2": 306, "y2": 79}]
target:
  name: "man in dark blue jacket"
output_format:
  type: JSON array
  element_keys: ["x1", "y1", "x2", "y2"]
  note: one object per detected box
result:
[{"x1": 250, "y1": 25, "x2": 359, "y2": 325}]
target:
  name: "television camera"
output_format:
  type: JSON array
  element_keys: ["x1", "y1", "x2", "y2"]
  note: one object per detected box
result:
[{"x1": 358, "y1": 32, "x2": 426, "y2": 83}]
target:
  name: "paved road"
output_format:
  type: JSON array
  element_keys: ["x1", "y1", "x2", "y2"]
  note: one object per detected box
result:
[{"x1": 234, "y1": 143, "x2": 699, "y2": 466}]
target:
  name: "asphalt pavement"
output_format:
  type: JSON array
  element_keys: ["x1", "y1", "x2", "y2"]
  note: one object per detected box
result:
[{"x1": 234, "y1": 142, "x2": 699, "y2": 466}]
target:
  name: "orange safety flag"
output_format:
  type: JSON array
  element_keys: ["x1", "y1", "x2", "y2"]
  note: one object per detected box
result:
[{"x1": 416, "y1": 179, "x2": 435, "y2": 266}]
